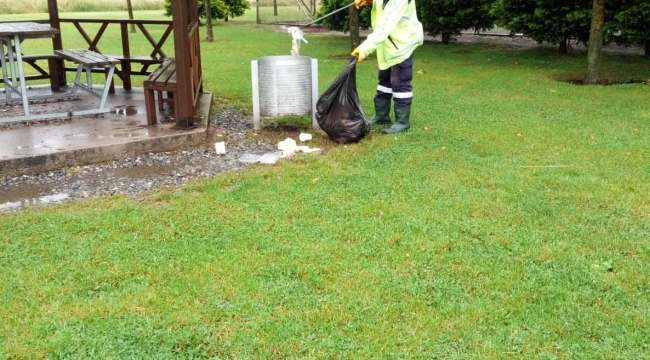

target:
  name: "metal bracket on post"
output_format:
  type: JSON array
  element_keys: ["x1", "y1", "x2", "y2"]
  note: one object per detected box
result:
[
  {"x1": 310, "y1": 58, "x2": 320, "y2": 131},
  {"x1": 251, "y1": 60, "x2": 261, "y2": 131}
]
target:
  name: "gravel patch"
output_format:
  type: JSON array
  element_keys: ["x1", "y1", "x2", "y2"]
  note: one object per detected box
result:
[{"x1": 0, "y1": 108, "x2": 281, "y2": 213}]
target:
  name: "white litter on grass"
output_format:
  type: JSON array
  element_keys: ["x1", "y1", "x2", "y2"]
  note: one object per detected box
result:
[
  {"x1": 238, "y1": 152, "x2": 283, "y2": 165},
  {"x1": 278, "y1": 137, "x2": 320, "y2": 157},
  {"x1": 239, "y1": 137, "x2": 321, "y2": 164},
  {"x1": 259, "y1": 152, "x2": 283, "y2": 164},
  {"x1": 215, "y1": 141, "x2": 226, "y2": 154},
  {"x1": 278, "y1": 137, "x2": 297, "y2": 157},
  {"x1": 239, "y1": 138, "x2": 320, "y2": 164},
  {"x1": 238, "y1": 154, "x2": 261, "y2": 163},
  {"x1": 296, "y1": 146, "x2": 320, "y2": 153},
  {"x1": 299, "y1": 133, "x2": 312, "y2": 142}
]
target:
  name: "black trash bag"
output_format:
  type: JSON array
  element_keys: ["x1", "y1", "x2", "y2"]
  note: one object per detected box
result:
[{"x1": 316, "y1": 57, "x2": 370, "y2": 144}]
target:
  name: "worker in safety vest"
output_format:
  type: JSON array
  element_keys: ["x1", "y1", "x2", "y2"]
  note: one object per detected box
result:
[{"x1": 351, "y1": 0, "x2": 424, "y2": 134}]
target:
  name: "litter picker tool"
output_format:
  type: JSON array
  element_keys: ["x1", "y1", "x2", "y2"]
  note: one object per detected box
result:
[{"x1": 300, "y1": 3, "x2": 355, "y2": 28}]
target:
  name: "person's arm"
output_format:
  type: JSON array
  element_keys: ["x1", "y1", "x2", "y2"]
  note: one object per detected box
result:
[{"x1": 358, "y1": 0, "x2": 408, "y2": 57}]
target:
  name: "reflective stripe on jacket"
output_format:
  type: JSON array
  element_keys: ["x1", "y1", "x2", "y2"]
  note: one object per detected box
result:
[{"x1": 358, "y1": 0, "x2": 424, "y2": 70}]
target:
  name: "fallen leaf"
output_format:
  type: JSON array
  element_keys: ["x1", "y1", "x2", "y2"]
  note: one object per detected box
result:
[
  {"x1": 441, "y1": 146, "x2": 446, "y2": 150},
  {"x1": 417, "y1": 69, "x2": 425, "y2": 75},
  {"x1": 517, "y1": 133, "x2": 523, "y2": 137},
  {"x1": 424, "y1": 126, "x2": 430, "y2": 131},
  {"x1": 311, "y1": 177, "x2": 320, "y2": 184}
]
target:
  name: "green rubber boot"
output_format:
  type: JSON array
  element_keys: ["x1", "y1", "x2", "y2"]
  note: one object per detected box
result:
[
  {"x1": 382, "y1": 104, "x2": 411, "y2": 134},
  {"x1": 370, "y1": 97, "x2": 392, "y2": 126}
]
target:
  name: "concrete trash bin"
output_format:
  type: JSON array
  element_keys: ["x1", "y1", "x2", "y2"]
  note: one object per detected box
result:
[{"x1": 251, "y1": 55, "x2": 319, "y2": 131}]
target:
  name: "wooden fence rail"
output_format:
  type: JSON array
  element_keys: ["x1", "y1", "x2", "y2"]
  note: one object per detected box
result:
[
  {"x1": 0, "y1": 19, "x2": 175, "y2": 91},
  {"x1": 59, "y1": 18, "x2": 174, "y2": 91}
]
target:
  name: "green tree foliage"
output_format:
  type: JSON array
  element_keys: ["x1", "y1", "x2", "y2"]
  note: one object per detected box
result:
[
  {"x1": 318, "y1": 0, "x2": 495, "y2": 45},
  {"x1": 164, "y1": 0, "x2": 248, "y2": 21},
  {"x1": 492, "y1": 0, "x2": 593, "y2": 53},
  {"x1": 609, "y1": 0, "x2": 650, "y2": 57},
  {"x1": 316, "y1": 0, "x2": 371, "y2": 32},
  {"x1": 418, "y1": 0, "x2": 496, "y2": 45}
]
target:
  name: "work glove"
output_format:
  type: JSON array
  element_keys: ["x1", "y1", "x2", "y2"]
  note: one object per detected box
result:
[
  {"x1": 354, "y1": 0, "x2": 372, "y2": 9},
  {"x1": 351, "y1": 47, "x2": 365, "y2": 63}
]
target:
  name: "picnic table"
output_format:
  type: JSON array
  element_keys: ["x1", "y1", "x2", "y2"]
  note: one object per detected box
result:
[{"x1": 0, "y1": 22, "x2": 60, "y2": 119}]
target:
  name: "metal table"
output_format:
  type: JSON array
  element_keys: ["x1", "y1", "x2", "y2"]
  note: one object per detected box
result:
[{"x1": 0, "y1": 22, "x2": 59, "y2": 121}]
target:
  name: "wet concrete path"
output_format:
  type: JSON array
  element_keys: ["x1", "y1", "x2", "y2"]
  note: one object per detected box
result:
[{"x1": 0, "y1": 108, "x2": 306, "y2": 213}]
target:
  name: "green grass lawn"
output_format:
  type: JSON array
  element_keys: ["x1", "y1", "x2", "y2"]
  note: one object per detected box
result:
[{"x1": 2, "y1": 10, "x2": 650, "y2": 359}]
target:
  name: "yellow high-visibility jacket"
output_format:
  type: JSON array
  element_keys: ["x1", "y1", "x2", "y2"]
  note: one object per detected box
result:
[{"x1": 358, "y1": 0, "x2": 424, "y2": 70}]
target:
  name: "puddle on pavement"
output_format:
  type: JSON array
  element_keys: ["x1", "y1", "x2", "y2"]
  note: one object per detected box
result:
[
  {"x1": 0, "y1": 183, "x2": 52, "y2": 204},
  {"x1": 113, "y1": 105, "x2": 139, "y2": 116},
  {"x1": 113, "y1": 164, "x2": 175, "y2": 178},
  {"x1": 0, "y1": 186, "x2": 69, "y2": 212},
  {"x1": 110, "y1": 129, "x2": 149, "y2": 138}
]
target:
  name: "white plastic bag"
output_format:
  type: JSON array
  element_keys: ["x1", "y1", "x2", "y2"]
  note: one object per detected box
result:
[{"x1": 285, "y1": 26, "x2": 308, "y2": 56}]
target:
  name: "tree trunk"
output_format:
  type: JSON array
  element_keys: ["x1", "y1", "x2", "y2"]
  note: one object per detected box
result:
[
  {"x1": 645, "y1": 40, "x2": 650, "y2": 59},
  {"x1": 442, "y1": 32, "x2": 451, "y2": 45},
  {"x1": 559, "y1": 36, "x2": 568, "y2": 54},
  {"x1": 273, "y1": 0, "x2": 278, "y2": 16},
  {"x1": 205, "y1": 0, "x2": 213, "y2": 42},
  {"x1": 126, "y1": 0, "x2": 136, "y2": 33},
  {"x1": 585, "y1": 0, "x2": 605, "y2": 85},
  {"x1": 349, "y1": 2, "x2": 360, "y2": 51}
]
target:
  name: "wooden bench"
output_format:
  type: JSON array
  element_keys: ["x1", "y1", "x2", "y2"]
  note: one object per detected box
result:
[
  {"x1": 103, "y1": 55, "x2": 164, "y2": 93},
  {"x1": 0, "y1": 54, "x2": 59, "y2": 85},
  {"x1": 143, "y1": 59, "x2": 176, "y2": 125},
  {"x1": 56, "y1": 49, "x2": 119, "y2": 110}
]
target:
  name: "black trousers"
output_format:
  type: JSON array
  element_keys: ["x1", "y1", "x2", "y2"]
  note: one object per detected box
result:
[{"x1": 375, "y1": 54, "x2": 414, "y2": 106}]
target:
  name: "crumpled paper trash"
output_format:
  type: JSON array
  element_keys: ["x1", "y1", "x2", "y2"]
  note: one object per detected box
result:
[
  {"x1": 278, "y1": 137, "x2": 320, "y2": 157},
  {"x1": 214, "y1": 141, "x2": 226, "y2": 154},
  {"x1": 278, "y1": 137, "x2": 297, "y2": 157},
  {"x1": 239, "y1": 137, "x2": 321, "y2": 164}
]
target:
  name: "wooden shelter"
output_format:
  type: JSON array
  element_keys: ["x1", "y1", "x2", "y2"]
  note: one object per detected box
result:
[{"x1": 41, "y1": 0, "x2": 203, "y2": 128}]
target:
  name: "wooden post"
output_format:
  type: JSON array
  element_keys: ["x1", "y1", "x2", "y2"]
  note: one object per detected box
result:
[
  {"x1": 172, "y1": 0, "x2": 195, "y2": 128},
  {"x1": 48, "y1": 0, "x2": 66, "y2": 89},
  {"x1": 120, "y1": 22, "x2": 132, "y2": 91}
]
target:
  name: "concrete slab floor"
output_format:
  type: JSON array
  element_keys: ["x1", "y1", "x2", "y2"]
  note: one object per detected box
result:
[{"x1": 0, "y1": 86, "x2": 212, "y2": 176}]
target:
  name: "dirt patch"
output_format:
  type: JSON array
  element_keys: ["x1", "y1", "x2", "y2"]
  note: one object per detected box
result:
[{"x1": 553, "y1": 75, "x2": 647, "y2": 86}]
